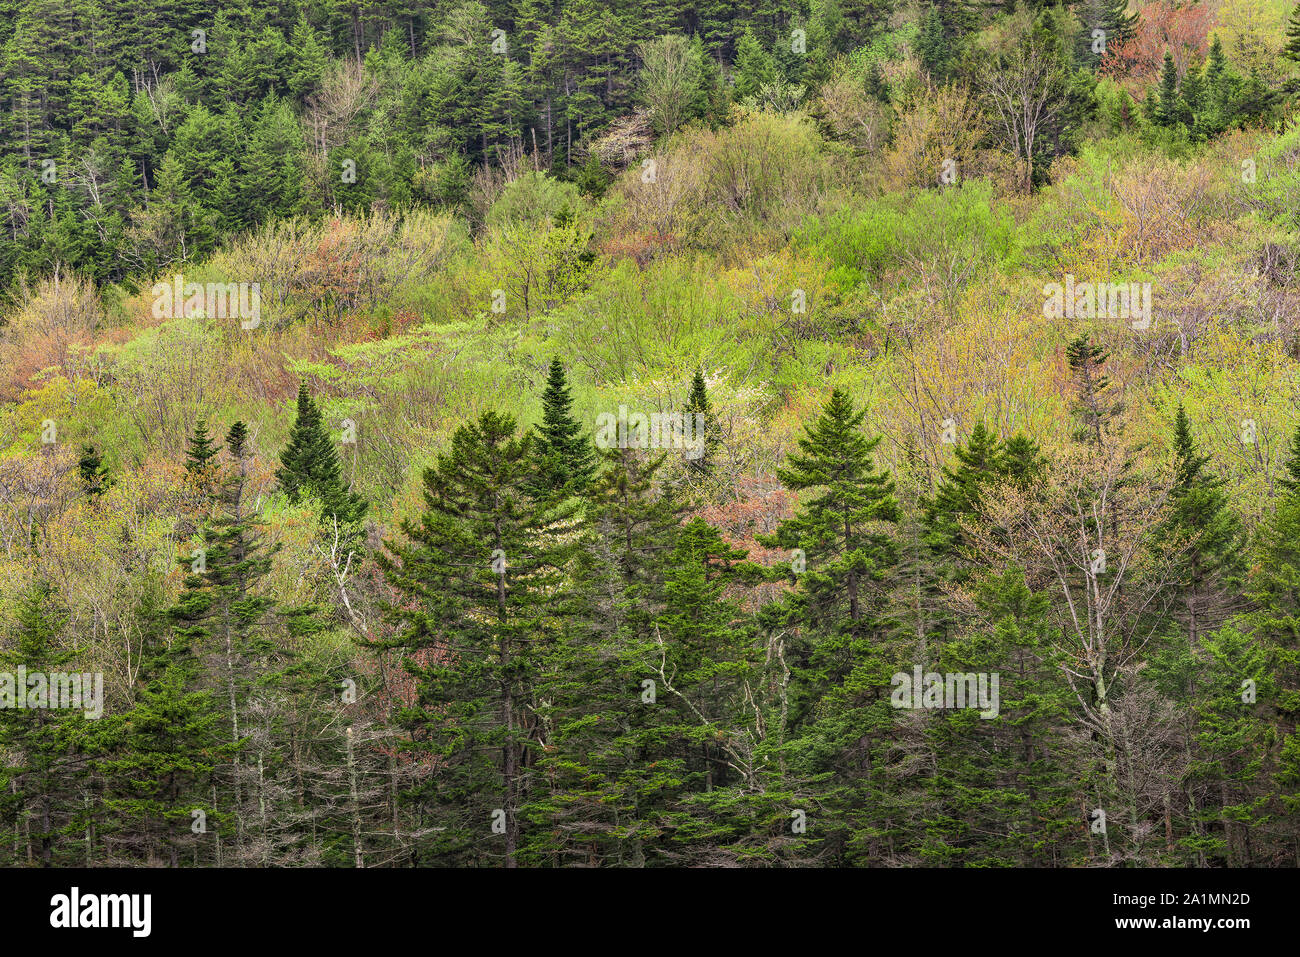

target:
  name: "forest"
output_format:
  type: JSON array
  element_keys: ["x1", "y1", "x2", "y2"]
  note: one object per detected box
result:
[{"x1": 1, "y1": 0, "x2": 1300, "y2": 868}]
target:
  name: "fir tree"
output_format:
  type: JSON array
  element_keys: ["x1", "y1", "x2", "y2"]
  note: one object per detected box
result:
[
  {"x1": 77, "y1": 443, "x2": 109, "y2": 498},
  {"x1": 1285, "y1": 5, "x2": 1300, "y2": 64},
  {"x1": 1158, "y1": 405, "x2": 1242, "y2": 646},
  {"x1": 1066, "y1": 334, "x2": 1122, "y2": 444},
  {"x1": 276, "y1": 382, "x2": 368, "y2": 536},
  {"x1": 758, "y1": 388, "x2": 901, "y2": 727},
  {"x1": 1155, "y1": 51, "x2": 1187, "y2": 127},
  {"x1": 185, "y1": 417, "x2": 220, "y2": 475},
  {"x1": 530, "y1": 357, "x2": 596, "y2": 495},
  {"x1": 376, "y1": 410, "x2": 580, "y2": 866},
  {"x1": 0, "y1": 581, "x2": 88, "y2": 866},
  {"x1": 682, "y1": 369, "x2": 721, "y2": 477}
]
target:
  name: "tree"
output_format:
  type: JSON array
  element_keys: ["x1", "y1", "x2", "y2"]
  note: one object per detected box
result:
[
  {"x1": 530, "y1": 357, "x2": 596, "y2": 495},
  {"x1": 682, "y1": 369, "x2": 721, "y2": 477},
  {"x1": 77, "y1": 443, "x2": 109, "y2": 498},
  {"x1": 1287, "y1": 4, "x2": 1300, "y2": 64},
  {"x1": 276, "y1": 382, "x2": 367, "y2": 536},
  {"x1": 524, "y1": 445, "x2": 685, "y2": 865},
  {"x1": 376, "y1": 411, "x2": 579, "y2": 866},
  {"x1": 732, "y1": 30, "x2": 776, "y2": 101},
  {"x1": 185, "y1": 417, "x2": 220, "y2": 475},
  {"x1": 0, "y1": 581, "x2": 88, "y2": 866},
  {"x1": 758, "y1": 388, "x2": 901, "y2": 726},
  {"x1": 1066, "y1": 334, "x2": 1122, "y2": 444},
  {"x1": 977, "y1": 19, "x2": 1071, "y2": 191},
  {"x1": 637, "y1": 34, "x2": 702, "y2": 137},
  {"x1": 1154, "y1": 50, "x2": 1189, "y2": 127},
  {"x1": 1156, "y1": 405, "x2": 1242, "y2": 647},
  {"x1": 166, "y1": 416, "x2": 313, "y2": 862}
]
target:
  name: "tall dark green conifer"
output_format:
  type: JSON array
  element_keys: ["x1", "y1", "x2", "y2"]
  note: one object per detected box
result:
[
  {"x1": 0, "y1": 581, "x2": 88, "y2": 866},
  {"x1": 276, "y1": 382, "x2": 368, "y2": 536},
  {"x1": 1066, "y1": 335, "x2": 1122, "y2": 444},
  {"x1": 377, "y1": 410, "x2": 579, "y2": 867},
  {"x1": 531, "y1": 357, "x2": 596, "y2": 495},
  {"x1": 683, "y1": 369, "x2": 721, "y2": 476}
]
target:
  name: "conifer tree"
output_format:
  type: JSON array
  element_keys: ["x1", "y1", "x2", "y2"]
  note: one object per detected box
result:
[
  {"x1": 525, "y1": 445, "x2": 684, "y2": 865},
  {"x1": 758, "y1": 388, "x2": 901, "y2": 725},
  {"x1": 1157, "y1": 405, "x2": 1242, "y2": 647},
  {"x1": 682, "y1": 368, "x2": 721, "y2": 476},
  {"x1": 530, "y1": 357, "x2": 596, "y2": 495},
  {"x1": 1285, "y1": 5, "x2": 1300, "y2": 64},
  {"x1": 77, "y1": 443, "x2": 109, "y2": 498},
  {"x1": 1155, "y1": 51, "x2": 1187, "y2": 127},
  {"x1": 1065, "y1": 335, "x2": 1122, "y2": 444},
  {"x1": 377, "y1": 410, "x2": 580, "y2": 867},
  {"x1": 97, "y1": 660, "x2": 236, "y2": 866},
  {"x1": 732, "y1": 30, "x2": 776, "y2": 101},
  {"x1": 276, "y1": 382, "x2": 368, "y2": 537},
  {"x1": 185, "y1": 417, "x2": 220, "y2": 475},
  {"x1": 0, "y1": 581, "x2": 88, "y2": 866}
]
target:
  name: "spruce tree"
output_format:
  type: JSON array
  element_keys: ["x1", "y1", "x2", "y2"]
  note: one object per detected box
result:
[
  {"x1": 97, "y1": 659, "x2": 236, "y2": 867},
  {"x1": 185, "y1": 417, "x2": 220, "y2": 475},
  {"x1": 276, "y1": 382, "x2": 368, "y2": 536},
  {"x1": 525, "y1": 445, "x2": 685, "y2": 865},
  {"x1": 0, "y1": 581, "x2": 88, "y2": 866},
  {"x1": 682, "y1": 368, "x2": 721, "y2": 476},
  {"x1": 530, "y1": 357, "x2": 596, "y2": 495},
  {"x1": 77, "y1": 443, "x2": 109, "y2": 498},
  {"x1": 1285, "y1": 5, "x2": 1300, "y2": 64},
  {"x1": 376, "y1": 410, "x2": 580, "y2": 866},
  {"x1": 1278, "y1": 423, "x2": 1300, "y2": 496},
  {"x1": 758, "y1": 388, "x2": 901, "y2": 724},
  {"x1": 1155, "y1": 51, "x2": 1186, "y2": 127},
  {"x1": 1157, "y1": 405, "x2": 1242, "y2": 647},
  {"x1": 1066, "y1": 335, "x2": 1122, "y2": 444}
]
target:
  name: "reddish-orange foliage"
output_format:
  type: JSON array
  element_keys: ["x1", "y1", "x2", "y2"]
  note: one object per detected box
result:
[
  {"x1": 694, "y1": 474, "x2": 798, "y2": 611},
  {"x1": 597, "y1": 232, "x2": 678, "y2": 266},
  {"x1": 1101, "y1": 1, "x2": 1212, "y2": 82}
]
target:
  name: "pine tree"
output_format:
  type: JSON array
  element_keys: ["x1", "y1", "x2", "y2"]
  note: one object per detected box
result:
[
  {"x1": 917, "y1": 566, "x2": 1077, "y2": 865},
  {"x1": 530, "y1": 357, "x2": 596, "y2": 495},
  {"x1": 226, "y1": 420, "x2": 248, "y2": 459},
  {"x1": 97, "y1": 658, "x2": 236, "y2": 867},
  {"x1": 166, "y1": 420, "x2": 316, "y2": 862},
  {"x1": 1101, "y1": 0, "x2": 1138, "y2": 42}
]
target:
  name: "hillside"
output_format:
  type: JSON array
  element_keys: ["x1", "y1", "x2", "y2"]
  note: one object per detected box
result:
[{"x1": 1, "y1": 0, "x2": 1300, "y2": 868}]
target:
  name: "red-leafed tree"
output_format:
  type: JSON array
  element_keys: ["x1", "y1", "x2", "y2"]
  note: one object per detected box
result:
[{"x1": 1101, "y1": 0, "x2": 1212, "y2": 81}]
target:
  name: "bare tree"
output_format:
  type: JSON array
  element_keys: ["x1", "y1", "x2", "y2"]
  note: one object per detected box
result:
[{"x1": 976, "y1": 28, "x2": 1067, "y2": 192}]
